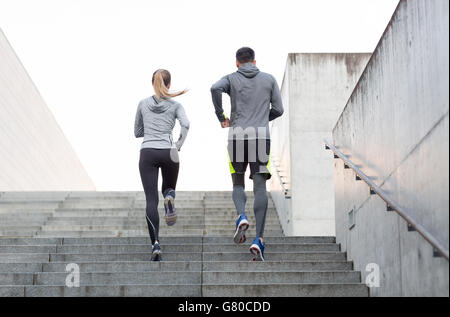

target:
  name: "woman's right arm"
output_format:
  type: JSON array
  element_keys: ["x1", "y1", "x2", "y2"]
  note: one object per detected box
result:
[
  {"x1": 175, "y1": 104, "x2": 190, "y2": 151},
  {"x1": 134, "y1": 103, "x2": 144, "y2": 138}
]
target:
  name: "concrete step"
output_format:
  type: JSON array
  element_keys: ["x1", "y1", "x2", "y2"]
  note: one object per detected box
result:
[
  {"x1": 34, "y1": 272, "x2": 201, "y2": 286},
  {"x1": 0, "y1": 219, "x2": 48, "y2": 224},
  {"x1": 43, "y1": 261, "x2": 202, "y2": 272},
  {"x1": 202, "y1": 271, "x2": 360, "y2": 284},
  {"x1": 207, "y1": 191, "x2": 254, "y2": 194},
  {"x1": 39, "y1": 225, "x2": 206, "y2": 231},
  {"x1": 203, "y1": 203, "x2": 275, "y2": 207},
  {"x1": 0, "y1": 271, "x2": 360, "y2": 286},
  {"x1": 0, "y1": 254, "x2": 50, "y2": 263},
  {"x1": 0, "y1": 222, "x2": 46, "y2": 227},
  {"x1": 34, "y1": 261, "x2": 353, "y2": 273},
  {"x1": 202, "y1": 261, "x2": 353, "y2": 272},
  {"x1": 0, "y1": 192, "x2": 68, "y2": 200},
  {"x1": 0, "y1": 263, "x2": 43, "y2": 273},
  {"x1": 32, "y1": 231, "x2": 204, "y2": 238},
  {"x1": 0, "y1": 200, "x2": 62, "y2": 205},
  {"x1": 33, "y1": 229, "x2": 281, "y2": 237},
  {"x1": 52, "y1": 208, "x2": 209, "y2": 214},
  {"x1": 135, "y1": 201, "x2": 204, "y2": 205},
  {"x1": 0, "y1": 209, "x2": 56, "y2": 214},
  {"x1": 46, "y1": 214, "x2": 280, "y2": 220},
  {"x1": 202, "y1": 284, "x2": 368, "y2": 297},
  {"x1": 0, "y1": 260, "x2": 355, "y2": 274},
  {"x1": 64, "y1": 191, "x2": 200, "y2": 197},
  {"x1": 34, "y1": 232, "x2": 216, "y2": 238},
  {"x1": 51, "y1": 211, "x2": 131, "y2": 217},
  {"x1": 49, "y1": 252, "x2": 202, "y2": 262},
  {"x1": 0, "y1": 230, "x2": 38, "y2": 237},
  {"x1": 0, "y1": 202, "x2": 61, "y2": 211},
  {"x1": 0, "y1": 214, "x2": 52, "y2": 220},
  {"x1": 39, "y1": 225, "x2": 282, "y2": 232},
  {"x1": 0, "y1": 226, "x2": 42, "y2": 231},
  {"x1": 0, "y1": 243, "x2": 340, "y2": 254},
  {"x1": 47, "y1": 252, "x2": 346, "y2": 262},
  {"x1": 0, "y1": 236, "x2": 335, "y2": 245},
  {"x1": 47, "y1": 214, "x2": 280, "y2": 224},
  {"x1": 0, "y1": 285, "x2": 201, "y2": 297},
  {"x1": 64, "y1": 197, "x2": 134, "y2": 201},
  {"x1": 50, "y1": 208, "x2": 277, "y2": 214},
  {"x1": 41, "y1": 218, "x2": 281, "y2": 225},
  {"x1": 0, "y1": 245, "x2": 57, "y2": 253},
  {"x1": 205, "y1": 207, "x2": 276, "y2": 211},
  {"x1": 33, "y1": 231, "x2": 122, "y2": 238},
  {"x1": 53, "y1": 244, "x2": 202, "y2": 253},
  {"x1": 67, "y1": 192, "x2": 139, "y2": 198},
  {"x1": 204, "y1": 211, "x2": 278, "y2": 216},
  {"x1": 36, "y1": 229, "x2": 284, "y2": 236},
  {"x1": 43, "y1": 219, "x2": 281, "y2": 226},
  {"x1": 48, "y1": 243, "x2": 338, "y2": 254},
  {"x1": 0, "y1": 283, "x2": 367, "y2": 297},
  {"x1": 204, "y1": 230, "x2": 284, "y2": 235},
  {"x1": 59, "y1": 203, "x2": 134, "y2": 209},
  {"x1": 0, "y1": 273, "x2": 34, "y2": 285}
]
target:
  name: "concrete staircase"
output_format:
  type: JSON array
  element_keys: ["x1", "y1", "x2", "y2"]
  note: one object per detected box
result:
[{"x1": 0, "y1": 191, "x2": 368, "y2": 297}]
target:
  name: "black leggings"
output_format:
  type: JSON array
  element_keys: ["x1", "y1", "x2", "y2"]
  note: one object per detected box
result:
[{"x1": 139, "y1": 148, "x2": 179, "y2": 244}]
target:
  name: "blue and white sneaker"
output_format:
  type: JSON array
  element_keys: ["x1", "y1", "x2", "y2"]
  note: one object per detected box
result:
[
  {"x1": 151, "y1": 241, "x2": 162, "y2": 262},
  {"x1": 250, "y1": 237, "x2": 265, "y2": 261},
  {"x1": 233, "y1": 213, "x2": 249, "y2": 244},
  {"x1": 164, "y1": 192, "x2": 177, "y2": 226}
]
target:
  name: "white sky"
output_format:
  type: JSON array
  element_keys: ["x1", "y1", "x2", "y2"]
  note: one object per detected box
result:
[{"x1": 0, "y1": 0, "x2": 399, "y2": 191}]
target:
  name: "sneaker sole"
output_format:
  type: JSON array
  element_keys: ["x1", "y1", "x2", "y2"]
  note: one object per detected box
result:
[
  {"x1": 250, "y1": 244, "x2": 265, "y2": 262},
  {"x1": 233, "y1": 220, "x2": 249, "y2": 244},
  {"x1": 164, "y1": 196, "x2": 177, "y2": 226},
  {"x1": 151, "y1": 250, "x2": 162, "y2": 262}
]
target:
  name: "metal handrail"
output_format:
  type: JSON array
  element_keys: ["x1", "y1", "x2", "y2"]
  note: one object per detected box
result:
[{"x1": 324, "y1": 139, "x2": 449, "y2": 260}]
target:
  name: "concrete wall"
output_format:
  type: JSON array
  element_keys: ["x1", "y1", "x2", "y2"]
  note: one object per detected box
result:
[
  {"x1": 0, "y1": 29, "x2": 95, "y2": 191},
  {"x1": 270, "y1": 53, "x2": 370, "y2": 236},
  {"x1": 332, "y1": 0, "x2": 449, "y2": 296}
]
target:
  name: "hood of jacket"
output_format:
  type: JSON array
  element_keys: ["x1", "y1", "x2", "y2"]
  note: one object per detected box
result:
[
  {"x1": 237, "y1": 62, "x2": 260, "y2": 78},
  {"x1": 147, "y1": 95, "x2": 171, "y2": 113}
]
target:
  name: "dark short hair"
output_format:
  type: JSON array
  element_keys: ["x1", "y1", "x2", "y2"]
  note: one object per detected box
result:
[{"x1": 236, "y1": 47, "x2": 255, "y2": 63}]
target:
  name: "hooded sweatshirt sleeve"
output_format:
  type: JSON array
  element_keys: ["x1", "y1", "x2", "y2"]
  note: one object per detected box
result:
[
  {"x1": 210, "y1": 76, "x2": 230, "y2": 122},
  {"x1": 269, "y1": 77, "x2": 284, "y2": 121},
  {"x1": 134, "y1": 102, "x2": 144, "y2": 138},
  {"x1": 175, "y1": 103, "x2": 190, "y2": 151}
]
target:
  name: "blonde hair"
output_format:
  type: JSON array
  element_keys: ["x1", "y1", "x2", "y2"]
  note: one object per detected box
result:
[{"x1": 152, "y1": 69, "x2": 187, "y2": 99}]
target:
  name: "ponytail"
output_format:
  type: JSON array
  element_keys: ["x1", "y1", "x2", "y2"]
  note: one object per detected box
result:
[{"x1": 152, "y1": 69, "x2": 187, "y2": 99}]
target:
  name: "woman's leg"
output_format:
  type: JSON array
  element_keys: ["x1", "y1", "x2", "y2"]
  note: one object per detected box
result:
[
  {"x1": 139, "y1": 149, "x2": 160, "y2": 245},
  {"x1": 160, "y1": 149, "x2": 180, "y2": 226},
  {"x1": 161, "y1": 149, "x2": 180, "y2": 197}
]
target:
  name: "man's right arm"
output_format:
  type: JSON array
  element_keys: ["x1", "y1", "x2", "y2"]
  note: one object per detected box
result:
[{"x1": 210, "y1": 76, "x2": 230, "y2": 123}]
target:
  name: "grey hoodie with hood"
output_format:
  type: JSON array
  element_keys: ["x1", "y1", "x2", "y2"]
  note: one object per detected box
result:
[
  {"x1": 134, "y1": 96, "x2": 190, "y2": 150},
  {"x1": 210, "y1": 62, "x2": 284, "y2": 140}
]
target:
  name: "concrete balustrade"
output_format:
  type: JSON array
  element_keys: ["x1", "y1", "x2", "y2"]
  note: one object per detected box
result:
[{"x1": 332, "y1": 0, "x2": 449, "y2": 297}]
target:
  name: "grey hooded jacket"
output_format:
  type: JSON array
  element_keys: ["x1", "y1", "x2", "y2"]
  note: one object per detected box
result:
[
  {"x1": 134, "y1": 96, "x2": 190, "y2": 150},
  {"x1": 210, "y1": 62, "x2": 284, "y2": 140}
]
